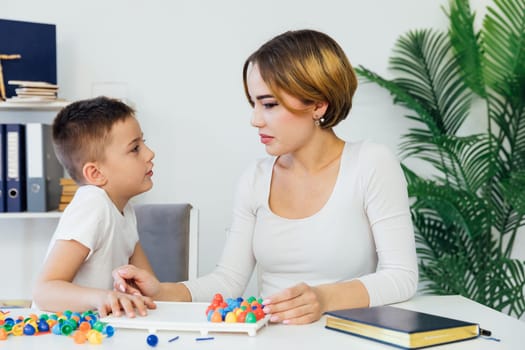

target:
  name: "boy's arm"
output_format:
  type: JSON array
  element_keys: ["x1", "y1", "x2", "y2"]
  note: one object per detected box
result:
[
  {"x1": 113, "y1": 264, "x2": 192, "y2": 301},
  {"x1": 125, "y1": 243, "x2": 192, "y2": 301},
  {"x1": 33, "y1": 240, "x2": 154, "y2": 317},
  {"x1": 129, "y1": 242, "x2": 155, "y2": 275}
]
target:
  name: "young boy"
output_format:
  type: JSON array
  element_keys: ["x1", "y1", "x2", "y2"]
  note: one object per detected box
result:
[{"x1": 33, "y1": 96, "x2": 157, "y2": 317}]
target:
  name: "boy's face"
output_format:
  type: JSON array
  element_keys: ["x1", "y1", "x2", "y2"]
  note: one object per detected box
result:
[{"x1": 98, "y1": 117, "x2": 154, "y2": 209}]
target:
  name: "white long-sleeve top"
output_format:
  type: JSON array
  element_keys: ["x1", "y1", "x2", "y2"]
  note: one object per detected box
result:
[{"x1": 184, "y1": 141, "x2": 418, "y2": 306}]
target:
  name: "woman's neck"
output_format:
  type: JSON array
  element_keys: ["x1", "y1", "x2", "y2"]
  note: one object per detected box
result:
[{"x1": 277, "y1": 131, "x2": 345, "y2": 174}]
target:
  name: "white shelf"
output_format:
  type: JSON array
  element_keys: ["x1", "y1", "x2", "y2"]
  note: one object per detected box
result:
[
  {"x1": 0, "y1": 104, "x2": 67, "y2": 124},
  {"x1": 0, "y1": 211, "x2": 62, "y2": 219},
  {"x1": 0, "y1": 101, "x2": 69, "y2": 111}
]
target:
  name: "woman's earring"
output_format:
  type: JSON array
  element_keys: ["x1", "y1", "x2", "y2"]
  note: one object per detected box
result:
[{"x1": 315, "y1": 117, "x2": 325, "y2": 127}]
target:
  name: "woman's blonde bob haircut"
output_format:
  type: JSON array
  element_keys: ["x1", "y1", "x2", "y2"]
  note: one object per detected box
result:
[{"x1": 242, "y1": 29, "x2": 358, "y2": 128}]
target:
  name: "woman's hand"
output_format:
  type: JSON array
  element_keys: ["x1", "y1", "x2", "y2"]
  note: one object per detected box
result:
[
  {"x1": 95, "y1": 290, "x2": 156, "y2": 318},
  {"x1": 262, "y1": 282, "x2": 325, "y2": 325},
  {"x1": 112, "y1": 264, "x2": 161, "y2": 298}
]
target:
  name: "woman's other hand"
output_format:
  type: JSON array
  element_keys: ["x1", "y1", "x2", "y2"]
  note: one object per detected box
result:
[
  {"x1": 262, "y1": 282, "x2": 325, "y2": 325},
  {"x1": 112, "y1": 264, "x2": 161, "y2": 298}
]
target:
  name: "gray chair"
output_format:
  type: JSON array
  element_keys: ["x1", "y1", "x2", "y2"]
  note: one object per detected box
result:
[{"x1": 135, "y1": 203, "x2": 198, "y2": 282}]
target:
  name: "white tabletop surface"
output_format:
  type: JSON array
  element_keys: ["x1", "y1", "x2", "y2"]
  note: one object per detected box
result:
[{"x1": 1, "y1": 295, "x2": 523, "y2": 349}]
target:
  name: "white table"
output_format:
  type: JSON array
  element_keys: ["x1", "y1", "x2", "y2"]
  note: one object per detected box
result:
[{"x1": 1, "y1": 295, "x2": 523, "y2": 349}]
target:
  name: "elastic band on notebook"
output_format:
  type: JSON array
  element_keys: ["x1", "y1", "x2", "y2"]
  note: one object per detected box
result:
[{"x1": 480, "y1": 328, "x2": 500, "y2": 342}]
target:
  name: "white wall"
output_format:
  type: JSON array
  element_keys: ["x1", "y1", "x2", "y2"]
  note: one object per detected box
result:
[{"x1": 1, "y1": 0, "x2": 495, "y2": 300}]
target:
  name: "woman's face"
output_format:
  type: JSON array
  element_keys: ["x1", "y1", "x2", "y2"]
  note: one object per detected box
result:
[{"x1": 246, "y1": 63, "x2": 317, "y2": 156}]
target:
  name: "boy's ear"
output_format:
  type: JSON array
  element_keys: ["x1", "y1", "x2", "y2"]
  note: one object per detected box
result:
[{"x1": 82, "y1": 162, "x2": 107, "y2": 186}]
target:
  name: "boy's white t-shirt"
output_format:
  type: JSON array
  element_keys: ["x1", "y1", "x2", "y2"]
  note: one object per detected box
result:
[{"x1": 43, "y1": 185, "x2": 138, "y2": 290}]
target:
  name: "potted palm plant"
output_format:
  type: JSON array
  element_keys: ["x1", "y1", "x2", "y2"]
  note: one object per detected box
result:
[{"x1": 356, "y1": 0, "x2": 525, "y2": 318}]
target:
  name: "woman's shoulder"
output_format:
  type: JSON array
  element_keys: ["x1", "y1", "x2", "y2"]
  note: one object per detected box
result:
[
  {"x1": 347, "y1": 140, "x2": 396, "y2": 157},
  {"x1": 253, "y1": 155, "x2": 276, "y2": 169},
  {"x1": 233, "y1": 156, "x2": 275, "y2": 197},
  {"x1": 240, "y1": 156, "x2": 275, "y2": 178},
  {"x1": 346, "y1": 140, "x2": 399, "y2": 165}
]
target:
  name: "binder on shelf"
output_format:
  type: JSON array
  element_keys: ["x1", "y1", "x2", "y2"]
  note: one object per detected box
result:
[
  {"x1": 0, "y1": 125, "x2": 5, "y2": 212},
  {"x1": 6, "y1": 124, "x2": 26, "y2": 212},
  {"x1": 26, "y1": 123, "x2": 62, "y2": 212}
]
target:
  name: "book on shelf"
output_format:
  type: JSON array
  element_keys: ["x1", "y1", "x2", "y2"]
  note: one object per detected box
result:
[
  {"x1": 58, "y1": 177, "x2": 78, "y2": 211},
  {"x1": 7, "y1": 80, "x2": 60, "y2": 103},
  {"x1": 15, "y1": 88, "x2": 57, "y2": 96},
  {"x1": 59, "y1": 194, "x2": 74, "y2": 202},
  {"x1": 61, "y1": 185, "x2": 77, "y2": 194},
  {"x1": 8, "y1": 80, "x2": 59, "y2": 89},
  {"x1": 58, "y1": 203, "x2": 69, "y2": 212},
  {"x1": 60, "y1": 177, "x2": 77, "y2": 186},
  {"x1": 324, "y1": 305, "x2": 480, "y2": 349}
]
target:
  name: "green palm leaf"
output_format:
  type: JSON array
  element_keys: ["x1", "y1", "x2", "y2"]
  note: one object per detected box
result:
[
  {"x1": 357, "y1": 0, "x2": 525, "y2": 318},
  {"x1": 409, "y1": 180, "x2": 491, "y2": 238},
  {"x1": 390, "y1": 29, "x2": 472, "y2": 136},
  {"x1": 447, "y1": 0, "x2": 486, "y2": 97},
  {"x1": 355, "y1": 67, "x2": 439, "y2": 133},
  {"x1": 482, "y1": 0, "x2": 525, "y2": 98}
]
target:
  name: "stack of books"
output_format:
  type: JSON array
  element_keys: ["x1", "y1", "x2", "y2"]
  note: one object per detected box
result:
[
  {"x1": 58, "y1": 178, "x2": 78, "y2": 211},
  {"x1": 6, "y1": 80, "x2": 60, "y2": 103}
]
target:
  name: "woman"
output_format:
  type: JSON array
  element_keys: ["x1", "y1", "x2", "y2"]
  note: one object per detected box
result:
[{"x1": 114, "y1": 29, "x2": 418, "y2": 324}]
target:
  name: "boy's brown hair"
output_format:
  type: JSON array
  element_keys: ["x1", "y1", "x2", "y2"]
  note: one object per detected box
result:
[{"x1": 52, "y1": 96, "x2": 135, "y2": 183}]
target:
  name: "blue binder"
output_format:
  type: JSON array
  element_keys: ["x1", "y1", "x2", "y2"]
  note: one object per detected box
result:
[
  {"x1": 6, "y1": 124, "x2": 26, "y2": 212},
  {"x1": 26, "y1": 123, "x2": 62, "y2": 212},
  {"x1": 0, "y1": 124, "x2": 5, "y2": 212}
]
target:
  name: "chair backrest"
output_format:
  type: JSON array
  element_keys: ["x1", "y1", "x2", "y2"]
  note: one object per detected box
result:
[{"x1": 134, "y1": 203, "x2": 198, "y2": 282}]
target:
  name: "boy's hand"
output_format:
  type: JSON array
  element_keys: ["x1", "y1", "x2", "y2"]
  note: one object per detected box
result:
[
  {"x1": 112, "y1": 264, "x2": 161, "y2": 298},
  {"x1": 96, "y1": 290, "x2": 157, "y2": 318}
]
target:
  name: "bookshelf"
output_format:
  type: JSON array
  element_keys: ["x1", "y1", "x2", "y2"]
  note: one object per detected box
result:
[
  {"x1": 0, "y1": 101, "x2": 68, "y2": 123},
  {"x1": 0, "y1": 102, "x2": 67, "y2": 303},
  {"x1": 0, "y1": 102, "x2": 67, "y2": 218},
  {"x1": 0, "y1": 211, "x2": 61, "y2": 219}
]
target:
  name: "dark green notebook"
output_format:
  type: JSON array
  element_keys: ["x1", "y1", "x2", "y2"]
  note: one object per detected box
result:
[{"x1": 325, "y1": 306, "x2": 479, "y2": 349}]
